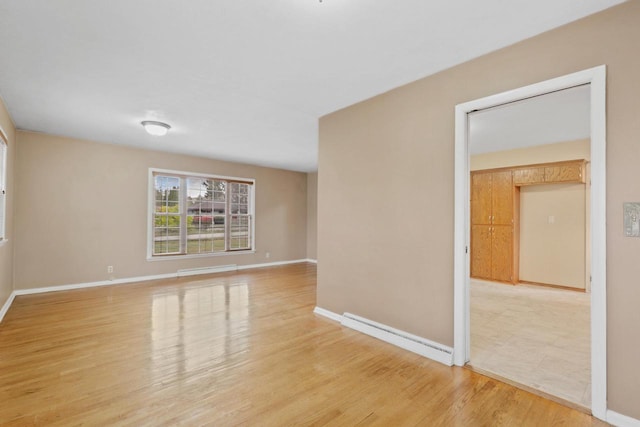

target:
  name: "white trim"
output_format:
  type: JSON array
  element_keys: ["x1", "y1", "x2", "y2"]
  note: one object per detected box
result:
[
  {"x1": 306, "y1": 258, "x2": 318, "y2": 264},
  {"x1": 13, "y1": 273, "x2": 177, "y2": 296},
  {"x1": 150, "y1": 167, "x2": 256, "y2": 184},
  {"x1": 12, "y1": 259, "x2": 310, "y2": 296},
  {"x1": 607, "y1": 410, "x2": 640, "y2": 427},
  {"x1": 237, "y1": 259, "x2": 308, "y2": 270},
  {"x1": 0, "y1": 291, "x2": 16, "y2": 323},
  {"x1": 313, "y1": 306, "x2": 342, "y2": 322},
  {"x1": 453, "y1": 65, "x2": 607, "y2": 419},
  {"x1": 341, "y1": 312, "x2": 454, "y2": 366}
]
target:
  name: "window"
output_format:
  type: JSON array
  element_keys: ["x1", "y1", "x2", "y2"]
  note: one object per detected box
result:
[
  {"x1": 0, "y1": 134, "x2": 6, "y2": 241},
  {"x1": 149, "y1": 169, "x2": 254, "y2": 258}
]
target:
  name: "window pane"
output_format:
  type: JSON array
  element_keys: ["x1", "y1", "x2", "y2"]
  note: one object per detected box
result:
[
  {"x1": 229, "y1": 215, "x2": 251, "y2": 250},
  {"x1": 153, "y1": 228, "x2": 180, "y2": 255},
  {"x1": 186, "y1": 214, "x2": 225, "y2": 254}
]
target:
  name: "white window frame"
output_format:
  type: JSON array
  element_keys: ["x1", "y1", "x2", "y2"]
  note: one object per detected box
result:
[
  {"x1": 0, "y1": 127, "x2": 7, "y2": 243},
  {"x1": 147, "y1": 168, "x2": 256, "y2": 261}
]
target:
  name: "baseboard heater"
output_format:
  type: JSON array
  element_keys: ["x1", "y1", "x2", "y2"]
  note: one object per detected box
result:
[
  {"x1": 177, "y1": 264, "x2": 238, "y2": 277},
  {"x1": 341, "y1": 312, "x2": 454, "y2": 366}
]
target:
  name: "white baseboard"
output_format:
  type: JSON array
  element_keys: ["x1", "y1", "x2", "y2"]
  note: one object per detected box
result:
[
  {"x1": 341, "y1": 312, "x2": 454, "y2": 366},
  {"x1": 0, "y1": 291, "x2": 16, "y2": 323},
  {"x1": 313, "y1": 307, "x2": 454, "y2": 366},
  {"x1": 313, "y1": 306, "x2": 342, "y2": 322},
  {"x1": 12, "y1": 259, "x2": 310, "y2": 297},
  {"x1": 13, "y1": 273, "x2": 177, "y2": 296},
  {"x1": 237, "y1": 259, "x2": 308, "y2": 270},
  {"x1": 306, "y1": 259, "x2": 318, "y2": 264},
  {"x1": 608, "y1": 410, "x2": 640, "y2": 427}
]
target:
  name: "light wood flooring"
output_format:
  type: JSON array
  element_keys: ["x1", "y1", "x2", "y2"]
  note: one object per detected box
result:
[
  {"x1": 0, "y1": 263, "x2": 606, "y2": 425},
  {"x1": 470, "y1": 279, "x2": 591, "y2": 409}
]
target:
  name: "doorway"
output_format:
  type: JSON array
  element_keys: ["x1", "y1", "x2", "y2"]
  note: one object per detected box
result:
[{"x1": 453, "y1": 66, "x2": 607, "y2": 420}]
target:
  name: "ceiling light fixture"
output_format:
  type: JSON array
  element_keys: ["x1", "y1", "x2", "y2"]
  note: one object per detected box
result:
[{"x1": 141, "y1": 120, "x2": 171, "y2": 136}]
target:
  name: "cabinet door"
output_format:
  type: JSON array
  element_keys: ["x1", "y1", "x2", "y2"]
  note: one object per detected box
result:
[
  {"x1": 513, "y1": 167, "x2": 545, "y2": 185},
  {"x1": 471, "y1": 173, "x2": 492, "y2": 225},
  {"x1": 471, "y1": 225, "x2": 492, "y2": 279},
  {"x1": 491, "y1": 225, "x2": 513, "y2": 282},
  {"x1": 491, "y1": 171, "x2": 513, "y2": 225},
  {"x1": 544, "y1": 164, "x2": 584, "y2": 183}
]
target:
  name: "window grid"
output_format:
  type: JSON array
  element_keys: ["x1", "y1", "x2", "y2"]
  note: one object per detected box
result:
[{"x1": 152, "y1": 172, "x2": 253, "y2": 257}]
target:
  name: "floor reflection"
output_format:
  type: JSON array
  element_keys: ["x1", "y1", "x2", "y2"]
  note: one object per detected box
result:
[{"x1": 151, "y1": 280, "x2": 249, "y2": 380}]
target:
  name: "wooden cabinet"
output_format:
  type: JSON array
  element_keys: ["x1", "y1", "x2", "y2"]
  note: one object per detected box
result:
[
  {"x1": 470, "y1": 159, "x2": 586, "y2": 285},
  {"x1": 513, "y1": 167, "x2": 545, "y2": 185},
  {"x1": 544, "y1": 162, "x2": 584, "y2": 183},
  {"x1": 513, "y1": 160, "x2": 585, "y2": 186},
  {"x1": 471, "y1": 224, "x2": 514, "y2": 282},
  {"x1": 470, "y1": 170, "x2": 519, "y2": 284}
]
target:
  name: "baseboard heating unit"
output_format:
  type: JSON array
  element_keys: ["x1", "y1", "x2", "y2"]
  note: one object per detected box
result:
[
  {"x1": 177, "y1": 265, "x2": 238, "y2": 277},
  {"x1": 341, "y1": 312, "x2": 454, "y2": 366}
]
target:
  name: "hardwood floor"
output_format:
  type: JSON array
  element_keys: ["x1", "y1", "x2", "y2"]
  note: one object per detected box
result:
[{"x1": 0, "y1": 263, "x2": 607, "y2": 426}]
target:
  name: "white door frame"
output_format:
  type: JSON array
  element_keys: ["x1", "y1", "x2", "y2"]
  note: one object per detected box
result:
[{"x1": 453, "y1": 65, "x2": 607, "y2": 419}]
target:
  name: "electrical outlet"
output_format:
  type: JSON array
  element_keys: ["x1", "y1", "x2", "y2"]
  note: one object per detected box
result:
[
  {"x1": 265, "y1": 252, "x2": 270, "y2": 259},
  {"x1": 107, "y1": 265, "x2": 114, "y2": 274}
]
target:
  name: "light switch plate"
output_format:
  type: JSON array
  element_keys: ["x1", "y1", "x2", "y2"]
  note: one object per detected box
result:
[{"x1": 623, "y1": 202, "x2": 640, "y2": 237}]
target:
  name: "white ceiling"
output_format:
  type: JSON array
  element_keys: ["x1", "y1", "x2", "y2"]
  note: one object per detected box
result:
[
  {"x1": 469, "y1": 84, "x2": 591, "y2": 155},
  {"x1": 0, "y1": 1, "x2": 623, "y2": 172}
]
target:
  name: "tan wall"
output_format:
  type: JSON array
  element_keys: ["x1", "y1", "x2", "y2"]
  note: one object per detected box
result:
[
  {"x1": 472, "y1": 140, "x2": 590, "y2": 289},
  {"x1": 520, "y1": 183, "x2": 586, "y2": 288},
  {"x1": 318, "y1": 2, "x2": 640, "y2": 417},
  {"x1": 14, "y1": 131, "x2": 307, "y2": 289},
  {"x1": 306, "y1": 172, "x2": 317, "y2": 260},
  {"x1": 0, "y1": 97, "x2": 15, "y2": 311}
]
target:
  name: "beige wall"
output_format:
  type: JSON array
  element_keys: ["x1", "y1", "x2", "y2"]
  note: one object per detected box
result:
[
  {"x1": 306, "y1": 172, "x2": 317, "y2": 260},
  {"x1": 520, "y1": 183, "x2": 586, "y2": 288},
  {"x1": 472, "y1": 140, "x2": 590, "y2": 289},
  {"x1": 14, "y1": 131, "x2": 307, "y2": 289},
  {"x1": 318, "y1": 2, "x2": 640, "y2": 418},
  {"x1": 0, "y1": 97, "x2": 15, "y2": 310}
]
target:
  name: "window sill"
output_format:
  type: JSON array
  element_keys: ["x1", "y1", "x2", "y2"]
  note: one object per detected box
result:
[
  {"x1": 0, "y1": 239, "x2": 9, "y2": 247},
  {"x1": 147, "y1": 250, "x2": 255, "y2": 262}
]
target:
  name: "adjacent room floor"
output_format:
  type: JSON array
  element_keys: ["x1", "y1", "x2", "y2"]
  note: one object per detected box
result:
[{"x1": 469, "y1": 279, "x2": 591, "y2": 409}]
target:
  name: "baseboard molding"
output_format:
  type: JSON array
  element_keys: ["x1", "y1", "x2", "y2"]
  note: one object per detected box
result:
[
  {"x1": 13, "y1": 273, "x2": 178, "y2": 296},
  {"x1": 306, "y1": 259, "x2": 318, "y2": 264},
  {"x1": 341, "y1": 312, "x2": 454, "y2": 366},
  {"x1": 0, "y1": 291, "x2": 16, "y2": 323},
  {"x1": 237, "y1": 259, "x2": 308, "y2": 270},
  {"x1": 608, "y1": 410, "x2": 640, "y2": 427},
  {"x1": 313, "y1": 306, "x2": 342, "y2": 322},
  {"x1": 13, "y1": 259, "x2": 310, "y2": 297}
]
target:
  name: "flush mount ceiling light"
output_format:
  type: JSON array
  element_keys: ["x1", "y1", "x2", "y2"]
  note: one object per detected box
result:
[{"x1": 141, "y1": 120, "x2": 171, "y2": 136}]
